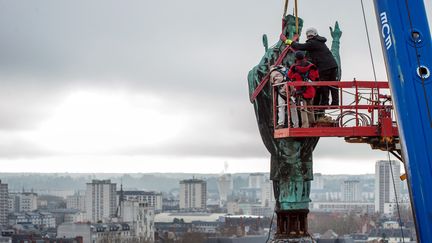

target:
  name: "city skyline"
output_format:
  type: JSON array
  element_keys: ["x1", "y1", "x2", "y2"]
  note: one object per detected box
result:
[
  {"x1": 0, "y1": 170, "x2": 413, "y2": 241},
  {"x1": 1, "y1": 1, "x2": 431, "y2": 174}
]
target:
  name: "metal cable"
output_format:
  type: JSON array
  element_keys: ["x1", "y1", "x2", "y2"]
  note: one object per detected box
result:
[
  {"x1": 265, "y1": 209, "x2": 276, "y2": 243},
  {"x1": 283, "y1": 0, "x2": 289, "y2": 17},
  {"x1": 336, "y1": 110, "x2": 371, "y2": 127},
  {"x1": 360, "y1": 0, "x2": 381, "y2": 107},
  {"x1": 294, "y1": 0, "x2": 298, "y2": 34},
  {"x1": 386, "y1": 141, "x2": 405, "y2": 242},
  {"x1": 360, "y1": 0, "x2": 378, "y2": 82}
]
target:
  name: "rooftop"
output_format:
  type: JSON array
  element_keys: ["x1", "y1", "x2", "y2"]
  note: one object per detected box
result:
[
  {"x1": 87, "y1": 179, "x2": 114, "y2": 184},
  {"x1": 155, "y1": 213, "x2": 225, "y2": 223},
  {"x1": 180, "y1": 179, "x2": 206, "y2": 184},
  {"x1": 118, "y1": 190, "x2": 162, "y2": 195}
]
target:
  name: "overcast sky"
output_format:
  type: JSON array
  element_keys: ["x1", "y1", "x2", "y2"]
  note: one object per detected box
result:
[{"x1": 1, "y1": 0, "x2": 431, "y2": 174}]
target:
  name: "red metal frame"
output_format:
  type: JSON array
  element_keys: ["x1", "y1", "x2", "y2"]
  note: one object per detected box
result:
[{"x1": 273, "y1": 80, "x2": 399, "y2": 138}]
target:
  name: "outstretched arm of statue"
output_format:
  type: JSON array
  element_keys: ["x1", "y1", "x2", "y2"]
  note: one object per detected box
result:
[{"x1": 330, "y1": 21, "x2": 342, "y2": 80}]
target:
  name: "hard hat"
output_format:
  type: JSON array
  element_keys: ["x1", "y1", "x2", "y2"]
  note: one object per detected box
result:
[{"x1": 306, "y1": 27, "x2": 318, "y2": 38}]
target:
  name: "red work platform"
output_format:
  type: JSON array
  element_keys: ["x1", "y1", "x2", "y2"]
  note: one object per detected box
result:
[{"x1": 273, "y1": 80, "x2": 399, "y2": 142}]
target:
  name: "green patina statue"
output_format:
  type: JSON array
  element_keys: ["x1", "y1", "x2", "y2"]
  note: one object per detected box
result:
[
  {"x1": 247, "y1": 15, "x2": 342, "y2": 212},
  {"x1": 330, "y1": 21, "x2": 343, "y2": 80}
]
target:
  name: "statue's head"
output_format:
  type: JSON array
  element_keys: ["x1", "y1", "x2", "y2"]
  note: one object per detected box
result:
[{"x1": 283, "y1": 14, "x2": 304, "y2": 40}]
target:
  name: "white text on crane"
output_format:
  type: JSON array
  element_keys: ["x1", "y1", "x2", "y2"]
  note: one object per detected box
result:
[{"x1": 380, "y1": 12, "x2": 392, "y2": 50}]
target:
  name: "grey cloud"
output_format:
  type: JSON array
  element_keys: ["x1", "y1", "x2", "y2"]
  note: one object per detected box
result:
[
  {"x1": 0, "y1": 85, "x2": 67, "y2": 130},
  {"x1": 314, "y1": 138, "x2": 386, "y2": 159},
  {"x1": 119, "y1": 137, "x2": 268, "y2": 158},
  {"x1": 0, "y1": 138, "x2": 49, "y2": 158},
  {"x1": 0, "y1": 0, "x2": 426, "y2": 163}
]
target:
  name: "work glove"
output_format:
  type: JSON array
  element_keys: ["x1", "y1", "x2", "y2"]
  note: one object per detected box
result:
[{"x1": 280, "y1": 34, "x2": 293, "y2": 45}]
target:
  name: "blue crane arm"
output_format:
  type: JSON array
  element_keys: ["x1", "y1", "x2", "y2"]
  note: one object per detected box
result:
[{"x1": 373, "y1": 0, "x2": 432, "y2": 241}]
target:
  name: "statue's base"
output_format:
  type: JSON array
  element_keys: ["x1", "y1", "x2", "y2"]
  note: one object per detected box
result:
[{"x1": 274, "y1": 209, "x2": 310, "y2": 240}]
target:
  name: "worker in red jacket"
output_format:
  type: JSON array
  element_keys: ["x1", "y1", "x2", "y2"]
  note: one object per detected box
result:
[{"x1": 287, "y1": 51, "x2": 319, "y2": 128}]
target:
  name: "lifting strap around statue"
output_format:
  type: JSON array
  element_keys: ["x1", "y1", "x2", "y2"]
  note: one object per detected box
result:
[{"x1": 250, "y1": 34, "x2": 298, "y2": 102}]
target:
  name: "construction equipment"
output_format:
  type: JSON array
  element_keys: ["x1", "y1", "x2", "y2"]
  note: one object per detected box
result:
[{"x1": 250, "y1": 0, "x2": 432, "y2": 241}]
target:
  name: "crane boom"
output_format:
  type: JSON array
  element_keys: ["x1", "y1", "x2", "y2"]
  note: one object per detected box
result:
[{"x1": 373, "y1": 0, "x2": 432, "y2": 241}]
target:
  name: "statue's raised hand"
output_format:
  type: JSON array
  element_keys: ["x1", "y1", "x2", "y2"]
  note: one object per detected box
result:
[{"x1": 329, "y1": 21, "x2": 342, "y2": 41}]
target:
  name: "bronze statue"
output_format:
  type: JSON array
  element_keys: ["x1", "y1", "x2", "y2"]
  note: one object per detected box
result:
[{"x1": 247, "y1": 15, "x2": 342, "y2": 239}]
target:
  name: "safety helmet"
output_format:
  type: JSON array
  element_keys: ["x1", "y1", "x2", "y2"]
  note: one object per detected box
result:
[{"x1": 306, "y1": 27, "x2": 318, "y2": 38}]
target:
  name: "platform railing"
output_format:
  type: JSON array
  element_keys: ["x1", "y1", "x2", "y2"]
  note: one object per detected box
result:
[{"x1": 272, "y1": 80, "x2": 398, "y2": 138}]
